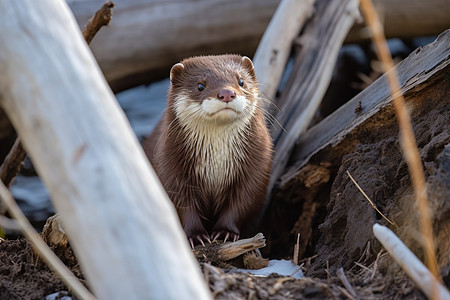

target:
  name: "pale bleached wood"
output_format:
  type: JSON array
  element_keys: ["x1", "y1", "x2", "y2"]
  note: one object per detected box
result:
[
  {"x1": 281, "y1": 30, "x2": 450, "y2": 187},
  {"x1": 0, "y1": 1, "x2": 211, "y2": 299},
  {"x1": 66, "y1": 0, "x2": 450, "y2": 92},
  {"x1": 253, "y1": 0, "x2": 315, "y2": 101},
  {"x1": 267, "y1": 0, "x2": 360, "y2": 197},
  {"x1": 194, "y1": 233, "x2": 266, "y2": 262},
  {"x1": 373, "y1": 224, "x2": 450, "y2": 300}
]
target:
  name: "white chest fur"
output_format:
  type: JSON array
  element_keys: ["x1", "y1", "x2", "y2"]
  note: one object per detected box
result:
[{"x1": 174, "y1": 94, "x2": 256, "y2": 191}]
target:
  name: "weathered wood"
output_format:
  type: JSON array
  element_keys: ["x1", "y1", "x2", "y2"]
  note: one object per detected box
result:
[
  {"x1": 0, "y1": 1, "x2": 211, "y2": 299},
  {"x1": 67, "y1": 0, "x2": 450, "y2": 92},
  {"x1": 253, "y1": 0, "x2": 315, "y2": 100},
  {"x1": 41, "y1": 214, "x2": 68, "y2": 248},
  {"x1": 193, "y1": 233, "x2": 266, "y2": 262},
  {"x1": 267, "y1": 0, "x2": 360, "y2": 197},
  {"x1": 282, "y1": 30, "x2": 450, "y2": 187}
]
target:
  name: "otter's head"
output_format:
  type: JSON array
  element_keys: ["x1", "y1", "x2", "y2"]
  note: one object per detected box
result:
[{"x1": 168, "y1": 55, "x2": 260, "y2": 128}]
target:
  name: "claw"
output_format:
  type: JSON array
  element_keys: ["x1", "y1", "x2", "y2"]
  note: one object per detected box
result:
[
  {"x1": 212, "y1": 232, "x2": 220, "y2": 242},
  {"x1": 196, "y1": 236, "x2": 205, "y2": 247},
  {"x1": 189, "y1": 238, "x2": 195, "y2": 250},
  {"x1": 223, "y1": 232, "x2": 230, "y2": 243}
]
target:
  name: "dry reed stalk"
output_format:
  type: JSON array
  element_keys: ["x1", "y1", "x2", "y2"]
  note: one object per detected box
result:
[{"x1": 359, "y1": 0, "x2": 440, "y2": 282}]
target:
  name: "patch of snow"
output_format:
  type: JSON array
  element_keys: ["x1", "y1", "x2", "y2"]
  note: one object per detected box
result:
[
  {"x1": 229, "y1": 259, "x2": 305, "y2": 279},
  {"x1": 44, "y1": 291, "x2": 72, "y2": 300}
]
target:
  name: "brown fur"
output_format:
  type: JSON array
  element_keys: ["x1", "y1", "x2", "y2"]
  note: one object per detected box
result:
[{"x1": 143, "y1": 55, "x2": 273, "y2": 243}]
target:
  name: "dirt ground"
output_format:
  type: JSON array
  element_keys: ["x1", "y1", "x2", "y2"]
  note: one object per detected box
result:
[{"x1": 0, "y1": 236, "x2": 438, "y2": 300}]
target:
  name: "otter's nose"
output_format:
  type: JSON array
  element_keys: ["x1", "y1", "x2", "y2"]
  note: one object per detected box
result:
[{"x1": 217, "y1": 89, "x2": 236, "y2": 103}]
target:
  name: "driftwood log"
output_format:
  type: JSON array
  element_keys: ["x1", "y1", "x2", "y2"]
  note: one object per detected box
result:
[
  {"x1": 266, "y1": 0, "x2": 361, "y2": 207},
  {"x1": 253, "y1": 0, "x2": 315, "y2": 100},
  {"x1": 193, "y1": 233, "x2": 267, "y2": 264},
  {"x1": 67, "y1": 0, "x2": 450, "y2": 92},
  {"x1": 265, "y1": 30, "x2": 450, "y2": 274},
  {"x1": 0, "y1": 1, "x2": 211, "y2": 299}
]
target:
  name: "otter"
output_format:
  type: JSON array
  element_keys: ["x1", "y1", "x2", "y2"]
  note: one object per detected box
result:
[{"x1": 143, "y1": 54, "x2": 273, "y2": 247}]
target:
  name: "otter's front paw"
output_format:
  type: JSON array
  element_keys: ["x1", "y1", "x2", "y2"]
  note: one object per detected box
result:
[{"x1": 186, "y1": 231, "x2": 211, "y2": 249}]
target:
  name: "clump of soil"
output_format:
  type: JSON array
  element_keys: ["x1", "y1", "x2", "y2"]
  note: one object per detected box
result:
[{"x1": 0, "y1": 238, "x2": 85, "y2": 300}]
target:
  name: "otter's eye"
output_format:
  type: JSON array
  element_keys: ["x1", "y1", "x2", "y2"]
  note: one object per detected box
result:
[
  {"x1": 238, "y1": 78, "x2": 244, "y2": 87},
  {"x1": 198, "y1": 83, "x2": 206, "y2": 91}
]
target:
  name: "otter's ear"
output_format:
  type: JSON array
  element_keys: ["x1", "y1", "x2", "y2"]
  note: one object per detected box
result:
[
  {"x1": 170, "y1": 63, "x2": 185, "y2": 85},
  {"x1": 241, "y1": 56, "x2": 256, "y2": 79}
]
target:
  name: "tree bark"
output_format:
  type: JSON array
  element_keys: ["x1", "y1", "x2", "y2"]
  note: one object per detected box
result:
[
  {"x1": 67, "y1": 0, "x2": 450, "y2": 92},
  {"x1": 0, "y1": 1, "x2": 211, "y2": 299}
]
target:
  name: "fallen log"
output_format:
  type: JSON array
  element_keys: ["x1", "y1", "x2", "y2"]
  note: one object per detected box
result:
[
  {"x1": 0, "y1": 1, "x2": 211, "y2": 299},
  {"x1": 253, "y1": 0, "x2": 315, "y2": 100},
  {"x1": 67, "y1": 0, "x2": 450, "y2": 92},
  {"x1": 267, "y1": 0, "x2": 361, "y2": 201},
  {"x1": 345, "y1": 0, "x2": 450, "y2": 43},
  {"x1": 67, "y1": 0, "x2": 278, "y2": 92}
]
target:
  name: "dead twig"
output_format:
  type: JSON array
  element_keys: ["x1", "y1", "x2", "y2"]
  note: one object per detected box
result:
[
  {"x1": 0, "y1": 138, "x2": 26, "y2": 191},
  {"x1": 346, "y1": 170, "x2": 396, "y2": 226},
  {"x1": 370, "y1": 250, "x2": 385, "y2": 280},
  {"x1": 82, "y1": 1, "x2": 115, "y2": 44},
  {"x1": 289, "y1": 263, "x2": 304, "y2": 277},
  {"x1": 337, "y1": 286, "x2": 357, "y2": 300},
  {"x1": 359, "y1": 0, "x2": 440, "y2": 282},
  {"x1": 293, "y1": 233, "x2": 300, "y2": 265}
]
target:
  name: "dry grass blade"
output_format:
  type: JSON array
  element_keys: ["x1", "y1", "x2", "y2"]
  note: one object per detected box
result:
[
  {"x1": 359, "y1": 0, "x2": 440, "y2": 282},
  {"x1": 346, "y1": 170, "x2": 396, "y2": 226}
]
